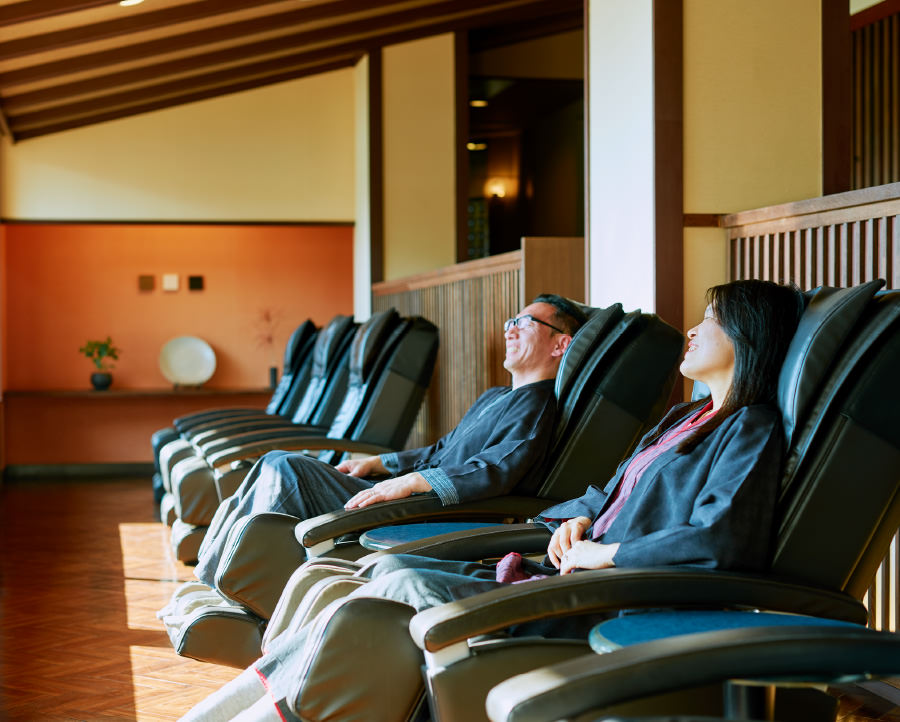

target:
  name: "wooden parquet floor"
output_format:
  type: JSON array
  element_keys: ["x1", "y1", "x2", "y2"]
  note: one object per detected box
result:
[
  {"x1": 0, "y1": 477, "x2": 898, "y2": 722},
  {"x1": 0, "y1": 478, "x2": 237, "y2": 721}
]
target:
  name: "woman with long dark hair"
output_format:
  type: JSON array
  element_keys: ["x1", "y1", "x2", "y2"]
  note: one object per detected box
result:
[{"x1": 181, "y1": 279, "x2": 806, "y2": 722}]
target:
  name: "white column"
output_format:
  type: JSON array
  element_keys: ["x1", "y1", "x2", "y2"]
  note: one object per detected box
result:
[
  {"x1": 587, "y1": 0, "x2": 656, "y2": 313},
  {"x1": 353, "y1": 55, "x2": 373, "y2": 321}
]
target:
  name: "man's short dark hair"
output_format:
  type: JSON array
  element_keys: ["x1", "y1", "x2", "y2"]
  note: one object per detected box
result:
[{"x1": 532, "y1": 293, "x2": 588, "y2": 336}]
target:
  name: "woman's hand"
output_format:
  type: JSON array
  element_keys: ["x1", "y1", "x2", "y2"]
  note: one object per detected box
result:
[
  {"x1": 546, "y1": 516, "x2": 592, "y2": 568},
  {"x1": 558, "y1": 541, "x2": 620, "y2": 574}
]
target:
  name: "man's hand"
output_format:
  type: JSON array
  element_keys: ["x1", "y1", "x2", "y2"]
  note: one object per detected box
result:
[
  {"x1": 335, "y1": 455, "x2": 387, "y2": 478},
  {"x1": 344, "y1": 472, "x2": 432, "y2": 509},
  {"x1": 546, "y1": 516, "x2": 592, "y2": 568},
  {"x1": 558, "y1": 541, "x2": 620, "y2": 575}
]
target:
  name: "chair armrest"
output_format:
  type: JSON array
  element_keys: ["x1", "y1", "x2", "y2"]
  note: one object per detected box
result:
[
  {"x1": 197, "y1": 424, "x2": 329, "y2": 456},
  {"x1": 174, "y1": 407, "x2": 266, "y2": 431},
  {"x1": 183, "y1": 412, "x2": 278, "y2": 437},
  {"x1": 190, "y1": 418, "x2": 322, "y2": 445},
  {"x1": 410, "y1": 567, "x2": 869, "y2": 655},
  {"x1": 485, "y1": 625, "x2": 900, "y2": 722},
  {"x1": 294, "y1": 496, "x2": 552, "y2": 552},
  {"x1": 206, "y1": 436, "x2": 397, "y2": 469},
  {"x1": 353, "y1": 523, "x2": 553, "y2": 566}
]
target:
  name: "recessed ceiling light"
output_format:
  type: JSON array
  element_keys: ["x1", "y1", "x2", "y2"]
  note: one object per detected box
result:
[{"x1": 119, "y1": 0, "x2": 145, "y2": 6}]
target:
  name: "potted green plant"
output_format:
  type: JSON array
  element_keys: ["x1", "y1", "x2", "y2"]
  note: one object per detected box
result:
[{"x1": 79, "y1": 337, "x2": 120, "y2": 390}]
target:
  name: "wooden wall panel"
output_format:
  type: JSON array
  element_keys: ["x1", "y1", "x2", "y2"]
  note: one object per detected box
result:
[
  {"x1": 373, "y1": 253, "x2": 521, "y2": 450},
  {"x1": 724, "y1": 183, "x2": 899, "y2": 632}
]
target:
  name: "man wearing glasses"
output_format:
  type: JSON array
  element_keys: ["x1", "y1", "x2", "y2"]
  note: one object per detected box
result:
[{"x1": 192, "y1": 294, "x2": 587, "y2": 586}]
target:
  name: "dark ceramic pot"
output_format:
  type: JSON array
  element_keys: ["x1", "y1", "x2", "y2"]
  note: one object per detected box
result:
[{"x1": 91, "y1": 372, "x2": 112, "y2": 391}]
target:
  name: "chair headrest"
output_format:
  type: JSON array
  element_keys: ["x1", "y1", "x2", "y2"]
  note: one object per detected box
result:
[
  {"x1": 349, "y1": 309, "x2": 401, "y2": 381},
  {"x1": 312, "y1": 315, "x2": 355, "y2": 374},
  {"x1": 778, "y1": 279, "x2": 885, "y2": 444},
  {"x1": 283, "y1": 320, "x2": 317, "y2": 370},
  {"x1": 555, "y1": 303, "x2": 624, "y2": 400}
]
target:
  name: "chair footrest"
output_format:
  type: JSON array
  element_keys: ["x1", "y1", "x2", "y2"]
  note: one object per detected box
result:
[
  {"x1": 158, "y1": 581, "x2": 264, "y2": 668},
  {"x1": 170, "y1": 519, "x2": 207, "y2": 563}
]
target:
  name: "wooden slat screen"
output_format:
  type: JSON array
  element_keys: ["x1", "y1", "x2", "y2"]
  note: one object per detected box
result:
[
  {"x1": 373, "y1": 251, "x2": 522, "y2": 450},
  {"x1": 853, "y1": 10, "x2": 900, "y2": 189},
  {"x1": 723, "y1": 182, "x2": 900, "y2": 631}
]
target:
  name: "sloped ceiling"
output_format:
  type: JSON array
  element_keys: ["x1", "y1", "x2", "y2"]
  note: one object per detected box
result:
[{"x1": 0, "y1": 0, "x2": 582, "y2": 142}]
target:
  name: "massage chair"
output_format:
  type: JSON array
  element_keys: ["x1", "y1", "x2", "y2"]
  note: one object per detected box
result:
[
  {"x1": 158, "y1": 314, "x2": 356, "y2": 531},
  {"x1": 151, "y1": 319, "x2": 318, "y2": 506},
  {"x1": 165, "y1": 310, "x2": 438, "y2": 562}
]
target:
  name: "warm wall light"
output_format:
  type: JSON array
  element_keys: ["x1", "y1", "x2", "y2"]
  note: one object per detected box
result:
[
  {"x1": 484, "y1": 178, "x2": 507, "y2": 198},
  {"x1": 466, "y1": 142, "x2": 487, "y2": 151},
  {"x1": 469, "y1": 99, "x2": 488, "y2": 108}
]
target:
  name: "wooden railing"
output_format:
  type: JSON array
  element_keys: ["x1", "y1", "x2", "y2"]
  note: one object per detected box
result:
[
  {"x1": 372, "y1": 236, "x2": 584, "y2": 450},
  {"x1": 724, "y1": 182, "x2": 900, "y2": 289},
  {"x1": 723, "y1": 182, "x2": 899, "y2": 632}
]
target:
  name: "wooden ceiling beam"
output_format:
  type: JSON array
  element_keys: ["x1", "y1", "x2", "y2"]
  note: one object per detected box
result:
[
  {"x1": 11, "y1": 52, "x2": 362, "y2": 128},
  {"x1": 3, "y1": 42, "x2": 358, "y2": 112},
  {"x1": 12, "y1": 57, "x2": 358, "y2": 140},
  {"x1": 0, "y1": 0, "x2": 551, "y2": 88},
  {"x1": 0, "y1": 0, "x2": 116, "y2": 28},
  {"x1": 0, "y1": 0, "x2": 289, "y2": 61},
  {"x1": 4, "y1": 0, "x2": 579, "y2": 113}
]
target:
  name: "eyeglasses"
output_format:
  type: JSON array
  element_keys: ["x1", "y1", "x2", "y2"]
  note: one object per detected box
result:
[{"x1": 503, "y1": 314, "x2": 566, "y2": 334}]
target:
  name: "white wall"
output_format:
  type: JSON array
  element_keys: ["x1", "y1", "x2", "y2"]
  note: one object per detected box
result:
[{"x1": 0, "y1": 70, "x2": 356, "y2": 222}]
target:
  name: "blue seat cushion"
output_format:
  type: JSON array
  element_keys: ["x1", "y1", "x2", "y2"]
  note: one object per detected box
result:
[
  {"x1": 589, "y1": 610, "x2": 860, "y2": 653},
  {"x1": 359, "y1": 522, "x2": 500, "y2": 550}
]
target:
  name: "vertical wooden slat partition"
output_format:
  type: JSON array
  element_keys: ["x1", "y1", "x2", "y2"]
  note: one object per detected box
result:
[
  {"x1": 372, "y1": 236, "x2": 585, "y2": 451},
  {"x1": 722, "y1": 182, "x2": 900, "y2": 631},
  {"x1": 373, "y1": 252, "x2": 522, "y2": 451},
  {"x1": 853, "y1": 10, "x2": 900, "y2": 189}
]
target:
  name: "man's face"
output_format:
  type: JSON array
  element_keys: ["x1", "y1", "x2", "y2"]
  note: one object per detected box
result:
[{"x1": 503, "y1": 302, "x2": 565, "y2": 375}]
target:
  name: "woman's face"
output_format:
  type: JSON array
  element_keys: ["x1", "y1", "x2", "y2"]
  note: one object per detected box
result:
[{"x1": 680, "y1": 304, "x2": 736, "y2": 390}]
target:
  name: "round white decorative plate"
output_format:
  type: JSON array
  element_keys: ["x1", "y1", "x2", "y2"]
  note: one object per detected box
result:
[{"x1": 159, "y1": 336, "x2": 217, "y2": 386}]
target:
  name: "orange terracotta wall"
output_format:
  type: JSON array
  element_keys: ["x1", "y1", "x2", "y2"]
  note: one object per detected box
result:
[
  {"x1": 3, "y1": 393, "x2": 273, "y2": 465},
  {"x1": 4, "y1": 223, "x2": 353, "y2": 390},
  {"x1": 1, "y1": 222, "x2": 353, "y2": 465}
]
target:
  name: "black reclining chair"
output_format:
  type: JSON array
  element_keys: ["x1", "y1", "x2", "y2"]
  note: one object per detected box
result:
[
  {"x1": 165, "y1": 310, "x2": 437, "y2": 563},
  {"x1": 151, "y1": 319, "x2": 318, "y2": 506},
  {"x1": 158, "y1": 310, "x2": 440, "y2": 656},
  {"x1": 159, "y1": 314, "x2": 356, "y2": 531},
  {"x1": 264, "y1": 281, "x2": 899, "y2": 722},
  {"x1": 484, "y1": 620, "x2": 900, "y2": 721},
  {"x1": 166, "y1": 305, "x2": 686, "y2": 668},
  {"x1": 160, "y1": 316, "x2": 356, "y2": 559},
  {"x1": 156, "y1": 316, "x2": 354, "y2": 494}
]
